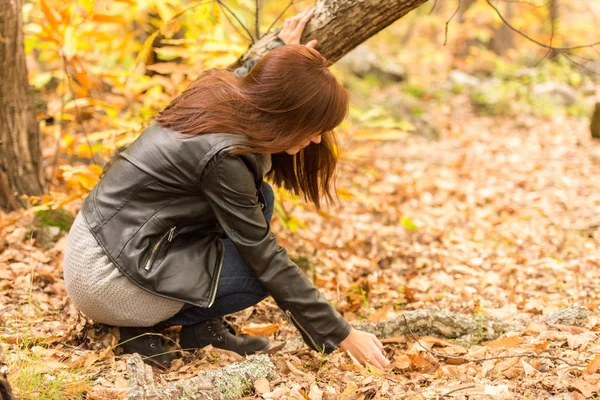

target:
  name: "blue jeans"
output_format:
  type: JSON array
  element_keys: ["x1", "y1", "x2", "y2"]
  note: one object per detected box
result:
[{"x1": 160, "y1": 182, "x2": 273, "y2": 326}]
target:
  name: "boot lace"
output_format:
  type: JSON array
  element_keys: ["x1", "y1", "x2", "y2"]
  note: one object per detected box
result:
[{"x1": 206, "y1": 318, "x2": 231, "y2": 341}]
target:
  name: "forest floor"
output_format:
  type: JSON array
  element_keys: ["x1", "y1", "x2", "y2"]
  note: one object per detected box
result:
[{"x1": 1, "y1": 95, "x2": 600, "y2": 399}]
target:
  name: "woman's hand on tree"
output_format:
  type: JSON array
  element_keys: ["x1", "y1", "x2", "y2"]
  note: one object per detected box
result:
[
  {"x1": 340, "y1": 328, "x2": 390, "y2": 370},
  {"x1": 277, "y1": 7, "x2": 318, "y2": 49}
]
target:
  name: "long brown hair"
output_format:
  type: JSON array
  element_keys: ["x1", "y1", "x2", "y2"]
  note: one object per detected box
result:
[{"x1": 155, "y1": 44, "x2": 349, "y2": 208}]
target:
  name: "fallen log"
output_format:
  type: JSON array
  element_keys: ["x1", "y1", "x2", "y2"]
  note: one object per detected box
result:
[
  {"x1": 127, "y1": 305, "x2": 589, "y2": 399},
  {"x1": 280, "y1": 305, "x2": 590, "y2": 351},
  {"x1": 128, "y1": 353, "x2": 277, "y2": 400},
  {"x1": 351, "y1": 305, "x2": 589, "y2": 346}
]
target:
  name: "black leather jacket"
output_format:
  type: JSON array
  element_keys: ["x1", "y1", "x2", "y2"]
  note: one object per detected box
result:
[{"x1": 80, "y1": 48, "x2": 352, "y2": 353}]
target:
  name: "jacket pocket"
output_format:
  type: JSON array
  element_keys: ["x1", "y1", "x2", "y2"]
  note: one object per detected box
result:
[{"x1": 144, "y1": 226, "x2": 176, "y2": 271}]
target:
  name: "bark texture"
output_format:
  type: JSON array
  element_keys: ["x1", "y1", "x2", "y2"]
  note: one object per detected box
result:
[
  {"x1": 229, "y1": 0, "x2": 428, "y2": 70},
  {"x1": 127, "y1": 306, "x2": 589, "y2": 398},
  {"x1": 279, "y1": 305, "x2": 590, "y2": 351},
  {"x1": 591, "y1": 102, "x2": 600, "y2": 139},
  {"x1": 0, "y1": 0, "x2": 44, "y2": 211},
  {"x1": 128, "y1": 353, "x2": 277, "y2": 400}
]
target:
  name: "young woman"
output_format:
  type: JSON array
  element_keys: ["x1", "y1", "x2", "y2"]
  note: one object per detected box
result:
[{"x1": 63, "y1": 8, "x2": 390, "y2": 370}]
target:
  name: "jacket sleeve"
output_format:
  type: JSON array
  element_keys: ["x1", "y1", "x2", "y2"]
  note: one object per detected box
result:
[
  {"x1": 199, "y1": 154, "x2": 352, "y2": 353},
  {"x1": 230, "y1": 37, "x2": 286, "y2": 78}
]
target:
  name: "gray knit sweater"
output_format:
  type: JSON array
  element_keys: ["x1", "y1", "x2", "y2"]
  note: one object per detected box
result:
[{"x1": 62, "y1": 154, "x2": 272, "y2": 327}]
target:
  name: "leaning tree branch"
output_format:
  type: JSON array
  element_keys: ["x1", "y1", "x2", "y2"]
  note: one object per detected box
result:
[{"x1": 229, "y1": 0, "x2": 429, "y2": 69}]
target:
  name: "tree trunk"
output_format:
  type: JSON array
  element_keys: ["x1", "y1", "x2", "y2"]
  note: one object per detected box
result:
[
  {"x1": 591, "y1": 102, "x2": 600, "y2": 140},
  {"x1": 489, "y1": 2, "x2": 514, "y2": 56},
  {"x1": 229, "y1": 0, "x2": 428, "y2": 69},
  {"x1": 0, "y1": 0, "x2": 44, "y2": 211}
]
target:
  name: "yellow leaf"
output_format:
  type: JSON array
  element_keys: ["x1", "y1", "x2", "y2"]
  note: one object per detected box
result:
[
  {"x1": 90, "y1": 13, "x2": 125, "y2": 24},
  {"x1": 62, "y1": 25, "x2": 77, "y2": 60},
  {"x1": 75, "y1": 143, "x2": 93, "y2": 158},
  {"x1": 336, "y1": 188, "x2": 356, "y2": 200},
  {"x1": 40, "y1": 0, "x2": 62, "y2": 31},
  {"x1": 155, "y1": 0, "x2": 174, "y2": 22},
  {"x1": 89, "y1": 164, "x2": 103, "y2": 176},
  {"x1": 135, "y1": 30, "x2": 159, "y2": 69}
]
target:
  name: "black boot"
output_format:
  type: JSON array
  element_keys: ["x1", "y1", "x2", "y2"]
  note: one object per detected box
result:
[
  {"x1": 118, "y1": 326, "x2": 177, "y2": 367},
  {"x1": 179, "y1": 318, "x2": 270, "y2": 355}
]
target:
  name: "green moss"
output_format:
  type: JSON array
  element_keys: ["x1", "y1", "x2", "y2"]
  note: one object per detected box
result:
[{"x1": 33, "y1": 208, "x2": 74, "y2": 233}]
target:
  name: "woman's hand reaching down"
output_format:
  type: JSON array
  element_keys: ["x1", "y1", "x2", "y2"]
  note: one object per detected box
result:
[
  {"x1": 340, "y1": 328, "x2": 390, "y2": 370},
  {"x1": 277, "y1": 7, "x2": 318, "y2": 49}
]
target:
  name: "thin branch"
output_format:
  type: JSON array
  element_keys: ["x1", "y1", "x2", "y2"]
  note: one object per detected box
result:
[
  {"x1": 485, "y1": 0, "x2": 600, "y2": 51},
  {"x1": 216, "y1": 0, "x2": 255, "y2": 43},
  {"x1": 265, "y1": 0, "x2": 295, "y2": 36},
  {"x1": 534, "y1": 0, "x2": 555, "y2": 67},
  {"x1": 499, "y1": 0, "x2": 550, "y2": 8},
  {"x1": 50, "y1": 58, "x2": 68, "y2": 185},
  {"x1": 170, "y1": 0, "x2": 216, "y2": 21},
  {"x1": 429, "y1": 0, "x2": 438, "y2": 15},
  {"x1": 220, "y1": 3, "x2": 253, "y2": 42},
  {"x1": 61, "y1": 55, "x2": 97, "y2": 166},
  {"x1": 439, "y1": 385, "x2": 477, "y2": 399},
  {"x1": 444, "y1": 1, "x2": 461, "y2": 46},
  {"x1": 401, "y1": 315, "x2": 587, "y2": 368},
  {"x1": 255, "y1": 0, "x2": 260, "y2": 40},
  {"x1": 561, "y1": 52, "x2": 600, "y2": 76}
]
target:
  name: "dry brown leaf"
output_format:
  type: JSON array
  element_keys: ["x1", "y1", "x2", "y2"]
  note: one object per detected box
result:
[
  {"x1": 308, "y1": 383, "x2": 324, "y2": 400},
  {"x1": 369, "y1": 304, "x2": 392, "y2": 322},
  {"x1": 241, "y1": 323, "x2": 281, "y2": 337},
  {"x1": 523, "y1": 322, "x2": 547, "y2": 335},
  {"x1": 391, "y1": 353, "x2": 411, "y2": 370},
  {"x1": 70, "y1": 353, "x2": 99, "y2": 369},
  {"x1": 495, "y1": 357, "x2": 523, "y2": 379},
  {"x1": 484, "y1": 336, "x2": 526, "y2": 349},
  {"x1": 521, "y1": 359, "x2": 538, "y2": 376},
  {"x1": 567, "y1": 332, "x2": 597, "y2": 350},
  {"x1": 286, "y1": 360, "x2": 310, "y2": 377},
  {"x1": 169, "y1": 358, "x2": 184, "y2": 372},
  {"x1": 254, "y1": 377, "x2": 271, "y2": 395},
  {"x1": 584, "y1": 354, "x2": 600, "y2": 375},
  {"x1": 380, "y1": 336, "x2": 407, "y2": 344},
  {"x1": 551, "y1": 324, "x2": 588, "y2": 334},
  {"x1": 408, "y1": 353, "x2": 437, "y2": 373},
  {"x1": 570, "y1": 376, "x2": 600, "y2": 398},
  {"x1": 64, "y1": 380, "x2": 90, "y2": 396}
]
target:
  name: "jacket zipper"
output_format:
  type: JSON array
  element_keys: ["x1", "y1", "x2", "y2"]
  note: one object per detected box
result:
[
  {"x1": 206, "y1": 238, "x2": 225, "y2": 307},
  {"x1": 285, "y1": 309, "x2": 321, "y2": 352},
  {"x1": 144, "y1": 226, "x2": 176, "y2": 271}
]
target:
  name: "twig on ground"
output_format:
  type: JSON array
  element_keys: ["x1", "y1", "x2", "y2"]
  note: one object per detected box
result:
[{"x1": 439, "y1": 384, "x2": 476, "y2": 399}]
